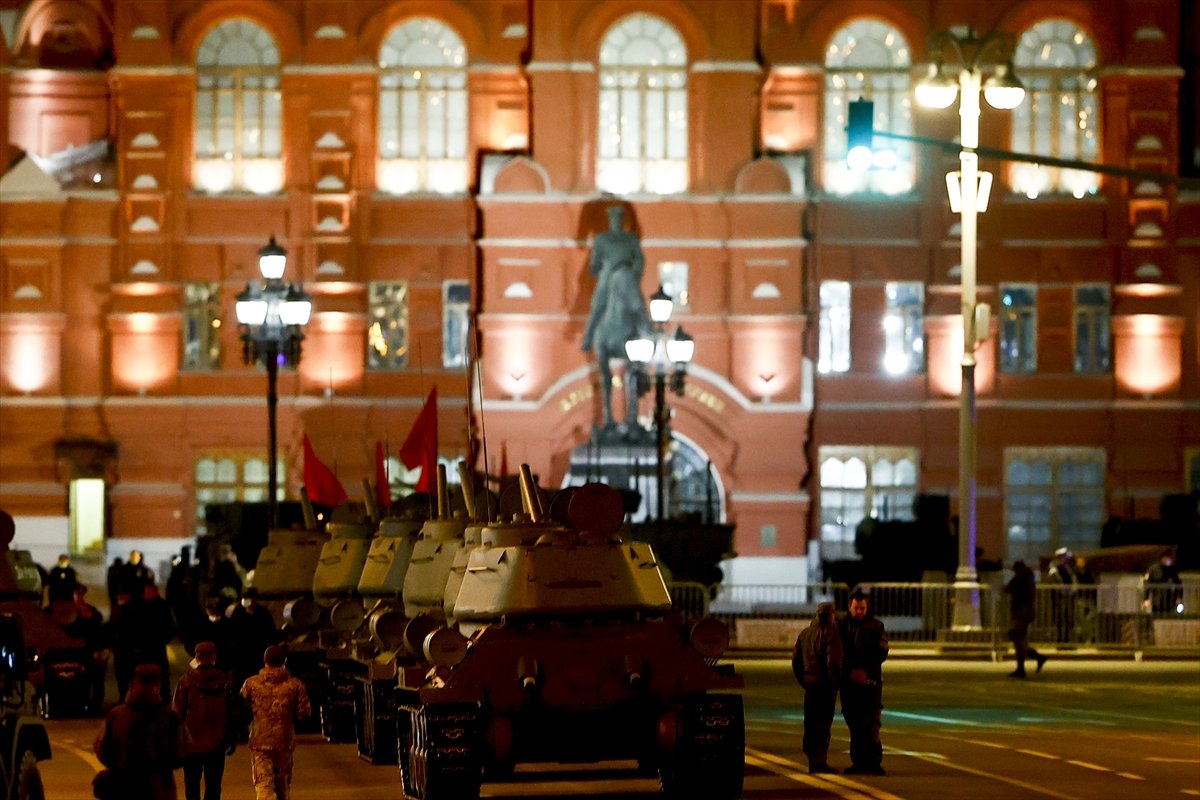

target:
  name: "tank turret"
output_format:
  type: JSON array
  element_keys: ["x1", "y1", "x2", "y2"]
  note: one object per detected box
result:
[{"x1": 392, "y1": 465, "x2": 745, "y2": 800}]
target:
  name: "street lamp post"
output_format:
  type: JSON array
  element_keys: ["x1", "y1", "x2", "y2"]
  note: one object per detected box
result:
[
  {"x1": 625, "y1": 286, "x2": 694, "y2": 522},
  {"x1": 916, "y1": 29, "x2": 1024, "y2": 628},
  {"x1": 235, "y1": 236, "x2": 313, "y2": 530}
]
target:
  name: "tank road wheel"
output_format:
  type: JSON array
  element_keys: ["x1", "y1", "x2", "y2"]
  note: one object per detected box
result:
[
  {"x1": 399, "y1": 703, "x2": 482, "y2": 800},
  {"x1": 659, "y1": 694, "x2": 744, "y2": 800},
  {"x1": 16, "y1": 750, "x2": 46, "y2": 800}
]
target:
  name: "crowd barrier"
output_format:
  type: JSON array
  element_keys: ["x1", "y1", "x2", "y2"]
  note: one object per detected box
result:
[{"x1": 668, "y1": 578, "x2": 1200, "y2": 658}]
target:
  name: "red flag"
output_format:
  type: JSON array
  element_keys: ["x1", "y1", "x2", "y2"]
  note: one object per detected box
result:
[
  {"x1": 374, "y1": 441, "x2": 391, "y2": 512},
  {"x1": 303, "y1": 435, "x2": 348, "y2": 506},
  {"x1": 400, "y1": 387, "x2": 438, "y2": 493}
]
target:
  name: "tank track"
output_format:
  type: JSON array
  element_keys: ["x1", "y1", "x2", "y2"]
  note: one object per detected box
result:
[
  {"x1": 397, "y1": 701, "x2": 483, "y2": 800},
  {"x1": 659, "y1": 694, "x2": 745, "y2": 800}
]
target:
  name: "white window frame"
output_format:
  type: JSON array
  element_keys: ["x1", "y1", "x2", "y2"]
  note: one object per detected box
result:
[
  {"x1": 194, "y1": 451, "x2": 284, "y2": 534},
  {"x1": 1073, "y1": 284, "x2": 1110, "y2": 373},
  {"x1": 597, "y1": 13, "x2": 688, "y2": 195},
  {"x1": 377, "y1": 18, "x2": 469, "y2": 195},
  {"x1": 1011, "y1": 19, "x2": 1100, "y2": 198},
  {"x1": 182, "y1": 282, "x2": 222, "y2": 371},
  {"x1": 442, "y1": 280, "x2": 470, "y2": 369},
  {"x1": 999, "y1": 283, "x2": 1037, "y2": 374},
  {"x1": 819, "y1": 445, "x2": 919, "y2": 561},
  {"x1": 658, "y1": 261, "x2": 689, "y2": 311},
  {"x1": 883, "y1": 281, "x2": 924, "y2": 374},
  {"x1": 1004, "y1": 447, "x2": 1105, "y2": 564},
  {"x1": 367, "y1": 281, "x2": 409, "y2": 371},
  {"x1": 818, "y1": 280, "x2": 851, "y2": 374},
  {"x1": 823, "y1": 18, "x2": 914, "y2": 196},
  {"x1": 194, "y1": 19, "x2": 283, "y2": 195}
]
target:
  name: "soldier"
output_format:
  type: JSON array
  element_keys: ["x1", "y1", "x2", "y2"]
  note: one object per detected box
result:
[
  {"x1": 46, "y1": 553, "x2": 80, "y2": 602},
  {"x1": 241, "y1": 645, "x2": 311, "y2": 800},
  {"x1": 839, "y1": 587, "x2": 889, "y2": 776},
  {"x1": 791, "y1": 601, "x2": 843, "y2": 774}
]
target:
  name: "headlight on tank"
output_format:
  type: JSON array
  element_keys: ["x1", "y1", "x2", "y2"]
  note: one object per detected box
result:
[{"x1": 688, "y1": 617, "x2": 730, "y2": 659}]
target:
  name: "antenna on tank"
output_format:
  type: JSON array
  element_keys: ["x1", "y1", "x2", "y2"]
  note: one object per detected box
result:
[{"x1": 471, "y1": 315, "x2": 494, "y2": 523}]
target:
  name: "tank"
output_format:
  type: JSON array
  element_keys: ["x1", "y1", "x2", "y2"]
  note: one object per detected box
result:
[
  {"x1": 352, "y1": 464, "x2": 484, "y2": 765},
  {"x1": 392, "y1": 466, "x2": 744, "y2": 800},
  {"x1": 0, "y1": 511, "x2": 53, "y2": 798}
]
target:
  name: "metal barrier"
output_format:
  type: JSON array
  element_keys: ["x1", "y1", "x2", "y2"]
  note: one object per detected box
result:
[{"x1": 672, "y1": 580, "x2": 1200, "y2": 658}]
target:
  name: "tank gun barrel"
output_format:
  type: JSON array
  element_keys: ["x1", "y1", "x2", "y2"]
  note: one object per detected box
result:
[
  {"x1": 436, "y1": 464, "x2": 450, "y2": 519},
  {"x1": 362, "y1": 477, "x2": 380, "y2": 523},
  {"x1": 300, "y1": 487, "x2": 318, "y2": 530},
  {"x1": 457, "y1": 460, "x2": 477, "y2": 521},
  {"x1": 519, "y1": 464, "x2": 543, "y2": 522}
]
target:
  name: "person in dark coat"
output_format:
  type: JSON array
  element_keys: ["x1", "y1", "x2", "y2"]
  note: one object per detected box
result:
[
  {"x1": 190, "y1": 599, "x2": 235, "y2": 669},
  {"x1": 225, "y1": 588, "x2": 279, "y2": 690},
  {"x1": 46, "y1": 553, "x2": 80, "y2": 602},
  {"x1": 1005, "y1": 561, "x2": 1047, "y2": 678},
  {"x1": 106, "y1": 556, "x2": 125, "y2": 610},
  {"x1": 174, "y1": 641, "x2": 240, "y2": 800},
  {"x1": 59, "y1": 584, "x2": 110, "y2": 714},
  {"x1": 839, "y1": 587, "x2": 889, "y2": 776},
  {"x1": 93, "y1": 663, "x2": 185, "y2": 800},
  {"x1": 792, "y1": 601, "x2": 843, "y2": 774},
  {"x1": 113, "y1": 582, "x2": 177, "y2": 703},
  {"x1": 123, "y1": 550, "x2": 155, "y2": 595}
]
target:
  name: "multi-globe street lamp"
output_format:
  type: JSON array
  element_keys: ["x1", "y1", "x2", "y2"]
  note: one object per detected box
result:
[
  {"x1": 234, "y1": 236, "x2": 312, "y2": 529},
  {"x1": 915, "y1": 29, "x2": 1024, "y2": 628},
  {"x1": 625, "y1": 286, "x2": 694, "y2": 522}
]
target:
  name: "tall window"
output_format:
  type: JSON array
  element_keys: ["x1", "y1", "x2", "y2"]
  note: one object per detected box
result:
[
  {"x1": 182, "y1": 282, "x2": 222, "y2": 371},
  {"x1": 999, "y1": 284, "x2": 1037, "y2": 374},
  {"x1": 597, "y1": 13, "x2": 688, "y2": 195},
  {"x1": 194, "y1": 19, "x2": 283, "y2": 194},
  {"x1": 368, "y1": 282, "x2": 409, "y2": 370},
  {"x1": 194, "y1": 452, "x2": 284, "y2": 534},
  {"x1": 378, "y1": 18, "x2": 468, "y2": 195},
  {"x1": 824, "y1": 19, "x2": 913, "y2": 195},
  {"x1": 1074, "y1": 284, "x2": 1110, "y2": 373},
  {"x1": 1005, "y1": 447, "x2": 1105, "y2": 564},
  {"x1": 1011, "y1": 19, "x2": 1099, "y2": 198},
  {"x1": 442, "y1": 280, "x2": 470, "y2": 369},
  {"x1": 883, "y1": 281, "x2": 924, "y2": 374},
  {"x1": 818, "y1": 281, "x2": 851, "y2": 374},
  {"x1": 658, "y1": 261, "x2": 689, "y2": 311},
  {"x1": 819, "y1": 446, "x2": 918, "y2": 561}
]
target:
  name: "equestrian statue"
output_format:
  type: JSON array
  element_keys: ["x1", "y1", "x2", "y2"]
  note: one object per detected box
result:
[{"x1": 581, "y1": 205, "x2": 651, "y2": 435}]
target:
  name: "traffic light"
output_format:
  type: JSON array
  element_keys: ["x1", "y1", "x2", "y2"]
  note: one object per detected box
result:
[{"x1": 846, "y1": 98, "x2": 874, "y2": 172}]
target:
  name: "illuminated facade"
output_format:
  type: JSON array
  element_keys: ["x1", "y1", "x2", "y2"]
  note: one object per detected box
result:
[{"x1": 0, "y1": 0, "x2": 1196, "y2": 582}]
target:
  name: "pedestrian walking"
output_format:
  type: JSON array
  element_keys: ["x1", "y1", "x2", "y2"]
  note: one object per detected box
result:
[
  {"x1": 791, "y1": 601, "x2": 843, "y2": 774},
  {"x1": 93, "y1": 663, "x2": 185, "y2": 800},
  {"x1": 106, "y1": 556, "x2": 125, "y2": 610},
  {"x1": 226, "y1": 588, "x2": 279, "y2": 689},
  {"x1": 839, "y1": 587, "x2": 889, "y2": 776},
  {"x1": 1005, "y1": 561, "x2": 1047, "y2": 678},
  {"x1": 241, "y1": 645, "x2": 311, "y2": 800},
  {"x1": 174, "y1": 641, "x2": 241, "y2": 800}
]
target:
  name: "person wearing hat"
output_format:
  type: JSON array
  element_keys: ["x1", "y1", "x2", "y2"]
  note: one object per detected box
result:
[
  {"x1": 173, "y1": 641, "x2": 241, "y2": 800},
  {"x1": 93, "y1": 663, "x2": 185, "y2": 800},
  {"x1": 791, "y1": 601, "x2": 843, "y2": 774},
  {"x1": 838, "y1": 587, "x2": 889, "y2": 776},
  {"x1": 240, "y1": 645, "x2": 311, "y2": 800},
  {"x1": 1005, "y1": 561, "x2": 1047, "y2": 678}
]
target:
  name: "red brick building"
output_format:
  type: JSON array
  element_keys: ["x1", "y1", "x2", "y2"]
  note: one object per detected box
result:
[{"x1": 0, "y1": 0, "x2": 1196, "y2": 583}]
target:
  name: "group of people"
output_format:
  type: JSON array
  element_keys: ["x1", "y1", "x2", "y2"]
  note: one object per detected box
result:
[
  {"x1": 791, "y1": 587, "x2": 890, "y2": 776},
  {"x1": 93, "y1": 640, "x2": 311, "y2": 800}
]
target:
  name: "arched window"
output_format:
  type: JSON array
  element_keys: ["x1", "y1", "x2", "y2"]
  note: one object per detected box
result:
[
  {"x1": 824, "y1": 19, "x2": 913, "y2": 195},
  {"x1": 597, "y1": 13, "x2": 688, "y2": 195},
  {"x1": 194, "y1": 19, "x2": 283, "y2": 194},
  {"x1": 377, "y1": 18, "x2": 468, "y2": 195},
  {"x1": 1011, "y1": 19, "x2": 1099, "y2": 198}
]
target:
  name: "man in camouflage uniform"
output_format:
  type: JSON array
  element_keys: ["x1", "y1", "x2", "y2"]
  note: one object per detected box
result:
[
  {"x1": 240, "y1": 645, "x2": 311, "y2": 800},
  {"x1": 792, "y1": 601, "x2": 843, "y2": 774}
]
